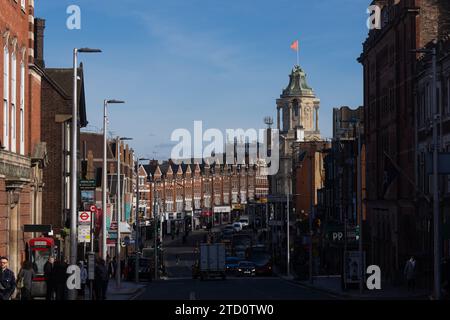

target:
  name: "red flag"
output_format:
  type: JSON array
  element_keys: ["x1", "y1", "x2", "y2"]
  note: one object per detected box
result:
[{"x1": 290, "y1": 40, "x2": 299, "y2": 52}]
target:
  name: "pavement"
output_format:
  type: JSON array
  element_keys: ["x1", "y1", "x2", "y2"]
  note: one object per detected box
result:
[
  {"x1": 106, "y1": 280, "x2": 147, "y2": 300},
  {"x1": 273, "y1": 266, "x2": 431, "y2": 300}
]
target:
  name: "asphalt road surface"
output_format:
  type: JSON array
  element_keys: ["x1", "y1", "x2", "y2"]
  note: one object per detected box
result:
[
  {"x1": 135, "y1": 277, "x2": 335, "y2": 300},
  {"x1": 136, "y1": 228, "x2": 334, "y2": 300}
]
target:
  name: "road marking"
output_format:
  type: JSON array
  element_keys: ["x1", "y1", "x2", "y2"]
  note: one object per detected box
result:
[{"x1": 189, "y1": 291, "x2": 196, "y2": 300}]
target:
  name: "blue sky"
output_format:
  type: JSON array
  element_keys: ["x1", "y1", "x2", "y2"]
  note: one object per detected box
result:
[{"x1": 36, "y1": 0, "x2": 368, "y2": 160}]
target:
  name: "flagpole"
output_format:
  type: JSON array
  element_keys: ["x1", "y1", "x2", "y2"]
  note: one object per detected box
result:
[
  {"x1": 383, "y1": 151, "x2": 431, "y2": 203},
  {"x1": 296, "y1": 45, "x2": 299, "y2": 66}
]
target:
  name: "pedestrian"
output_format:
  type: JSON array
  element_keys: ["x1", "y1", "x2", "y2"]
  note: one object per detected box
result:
[
  {"x1": 106, "y1": 255, "x2": 114, "y2": 280},
  {"x1": 176, "y1": 228, "x2": 180, "y2": 238},
  {"x1": 0, "y1": 256, "x2": 16, "y2": 300},
  {"x1": 111, "y1": 257, "x2": 117, "y2": 279},
  {"x1": 44, "y1": 256, "x2": 56, "y2": 300},
  {"x1": 404, "y1": 256, "x2": 417, "y2": 292},
  {"x1": 78, "y1": 261, "x2": 88, "y2": 298},
  {"x1": 175, "y1": 254, "x2": 180, "y2": 265},
  {"x1": 94, "y1": 258, "x2": 108, "y2": 300},
  {"x1": 54, "y1": 258, "x2": 68, "y2": 300},
  {"x1": 17, "y1": 260, "x2": 35, "y2": 300}
]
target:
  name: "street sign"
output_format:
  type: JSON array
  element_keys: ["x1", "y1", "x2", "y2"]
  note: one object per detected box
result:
[
  {"x1": 344, "y1": 251, "x2": 366, "y2": 284},
  {"x1": 214, "y1": 206, "x2": 231, "y2": 213},
  {"x1": 90, "y1": 205, "x2": 97, "y2": 212},
  {"x1": 78, "y1": 211, "x2": 91, "y2": 224},
  {"x1": 79, "y1": 179, "x2": 97, "y2": 190},
  {"x1": 23, "y1": 224, "x2": 52, "y2": 233},
  {"x1": 78, "y1": 225, "x2": 91, "y2": 243}
]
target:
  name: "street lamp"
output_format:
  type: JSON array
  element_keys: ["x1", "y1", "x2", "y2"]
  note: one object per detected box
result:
[
  {"x1": 135, "y1": 157, "x2": 150, "y2": 283},
  {"x1": 116, "y1": 136, "x2": 133, "y2": 289},
  {"x1": 411, "y1": 45, "x2": 440, "y2": 300},
  {"x1": 69, "y1": 47, "x2": 101, "y2": 301},
  {"x1": 102, "y1": 99, "x2": 125, "y2": 261}
]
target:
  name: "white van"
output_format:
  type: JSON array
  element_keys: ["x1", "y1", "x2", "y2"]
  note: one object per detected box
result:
[
  {"x1": 239, "y1": 217, "x2": 249, "y2": 228},
  {"x1": 233, "y1": 222, "x2": 243, "y2": 232}
]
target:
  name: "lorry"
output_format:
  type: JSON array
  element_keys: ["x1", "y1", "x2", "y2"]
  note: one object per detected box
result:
[{"x1": 197, "y1": 243, "x2": 226, "y2": 280}]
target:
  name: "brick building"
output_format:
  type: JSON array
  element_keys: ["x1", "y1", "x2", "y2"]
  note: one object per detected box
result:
[
  {"x1": 358, "y1": 0, "x2": 450, "y2": 286},
  {"x1": 79, "y1": 132, "x2": 135, "y2": 254},
  {"x1": 317, "y1": 106, "x2": 365, "y2": 275},
  {"x1": 137, "y1": 157, "x2": 268, "y2": 244},
  {"x1": 416, "y1": 36, "x2": 450, "y2": 263},
  {"x1": 0, "y1": 0, "x2": 46, "y2": 275}
]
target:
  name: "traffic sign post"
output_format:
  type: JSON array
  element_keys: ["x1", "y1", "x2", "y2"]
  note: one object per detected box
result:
[{"x1": 78, "y1": 211, "x2": 92, "y2": 224}]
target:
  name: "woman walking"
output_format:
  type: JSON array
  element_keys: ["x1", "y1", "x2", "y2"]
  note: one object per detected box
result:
[{"x1": 17, "y1": 261, "x2": 35, "y2": 300}]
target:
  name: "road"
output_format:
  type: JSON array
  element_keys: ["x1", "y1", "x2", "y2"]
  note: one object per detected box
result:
[
  {"x1": 135, "y1": 228, "x2": 335, "y2": 300},
  {"x1": 136, "y1": 277, "x2": 334, "y2": 300}
]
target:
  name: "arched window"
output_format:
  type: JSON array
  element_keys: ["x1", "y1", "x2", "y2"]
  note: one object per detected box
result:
[
  {"x1": 3, "y1": 45, "x2": 9, "y2": 150},
  {"x1": 293, "y1": 99, "x2": 299, "y2": 117},
  {"x1": 20, "y1": 61, "x2": 25, "y2": 155},
  {"x1": 11, "y1": 52, "x2": 16, "y2": 153}
]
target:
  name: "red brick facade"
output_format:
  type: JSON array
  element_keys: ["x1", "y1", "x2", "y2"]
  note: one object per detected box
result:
[
  {"x1": 0, "y1": 0, "x2": 45, "y2": 276},
  {"x1": 358, "y1": 0, "x2": 450, "y2": 285}
]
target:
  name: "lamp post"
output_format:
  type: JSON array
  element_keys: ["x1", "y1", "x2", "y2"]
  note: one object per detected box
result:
[
  {"x1": 102, "y1": 99, "x2": 125, "y2": 261},
  {"x1": 115, "y1": 136, "x2": 133, "y2": 289},
  {"x1": 153, "y1": 180, "x2": 159, "y2": 280},
  {"x1": 135, "y1": 157, "x2": 149, "y2": 283},
  {"x1": 69, "y1": 47, "x2": 101, "y2": 301}
]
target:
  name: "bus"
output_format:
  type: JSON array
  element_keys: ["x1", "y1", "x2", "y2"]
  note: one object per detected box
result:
[{"x1": 28, "y1": 237, "x2": 55, "y2": 298}]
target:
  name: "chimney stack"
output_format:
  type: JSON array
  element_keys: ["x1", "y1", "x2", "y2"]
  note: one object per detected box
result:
[{"x1": 34, "y1": 18, "x2": 45, "y2": 68}]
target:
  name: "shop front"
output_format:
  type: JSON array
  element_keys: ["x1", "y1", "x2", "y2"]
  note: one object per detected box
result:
[{"x1": 213, "y1": 206, "x2": 231, "y2": 226}]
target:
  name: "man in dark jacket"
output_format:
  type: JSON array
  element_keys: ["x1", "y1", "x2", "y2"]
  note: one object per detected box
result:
[
  {"x1": 44, "y1": 256, "x2": 56, "y2": 300},
  {"x1": 0, "y1": 256, "x2": 16, "y2": 300},
  {"x1": 94, "y1": 258, "x2": 108, "y2": 300},
  {"x1": 54, "y1": 258, "x2": 68, "y2": 300}
]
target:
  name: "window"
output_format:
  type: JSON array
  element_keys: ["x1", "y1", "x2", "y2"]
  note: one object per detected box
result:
[
  {"x1": 21, "y1": 0, "x2": 26, "y2": 10},
  {"x1": 11, "y1": 53, "x2": 16, "y2": 153},
  {"x1": 447, "y1": 77, "x2": 450, "y2": 115},
  {"x1": 3, "y1": 45, "x2": 9, "y2": 150},
  {"x1": 20, "y1": 62, "x2": 24, "y2": 155}
]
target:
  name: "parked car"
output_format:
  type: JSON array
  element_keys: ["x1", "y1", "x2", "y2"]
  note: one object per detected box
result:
[
  {"x1": 233, "y1": 222, "x2": 243, "y2": 232},
  {"x1": 126, "y1": 256, "x2": 153, "y2": 282},
  {"x1": 237, "y1": 261, "x2": 256, "y2": 277},
  {"x1": 225, "y1": 256, "x2": 241, "y2": 274}
]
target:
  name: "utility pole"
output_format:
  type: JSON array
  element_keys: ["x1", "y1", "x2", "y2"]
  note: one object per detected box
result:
[
  {"x1": 116, "y1": 137, "x2": 122, "y2": 288},
  {"x1": 115, "y1": 136, "x2": 132, "y2": 288},
  {"x1": 309, "y1": 148, "x2": 313, "y2": 285},
  {"x1": 286, "y1": 192, "x2": 290, "y2": 278},
  {"x1": 135, "y1": 159, "x2": 140, "y2": 283},
  {"x1": 357, "y1": 123, "x2": 363, "y2": 294},
  {"x1": 154, "y1": 181, "x2": 159, "y2": 280},
  {"x1": 102, "y1": 99, "x2": 124, "y2": 260},
  {"x1": 69, "y1": 47, "x2": 101, "y2": 301},
  {"x1": 431, "y1": 46, "x2": 441, "y2": 300}
]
